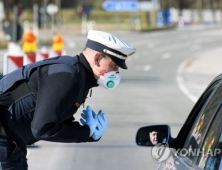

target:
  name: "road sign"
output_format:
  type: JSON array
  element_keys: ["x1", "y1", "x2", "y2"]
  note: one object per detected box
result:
[
  {"x1": 46, "y1": 3, "x2": 58, "y2": 15},
  {"x1": 138, "y1": 1, "x2": 160, "y2": 11},
  {"x1": 4, "y1": 22, "x2": 23, "y2": 42},
  {"x1": 102, "y1": 1, "x2": 138, "y2": 12}
]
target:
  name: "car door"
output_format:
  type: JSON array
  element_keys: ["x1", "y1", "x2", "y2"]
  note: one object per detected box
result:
[
  {"x1": 174, "y1": 74, "x2": 222, "y2": 149},
  {"x1": 179, "y1": 74, "x2": 222, "y2": 169},
  {"x1": 182, "y1": 102, "x2": 222, "y2": 169},
  {"x1": 158, "y1": 74, "x2": 222, "y2": 170},
  {"x1": 194, "y1": 106, "x2": 222, "y2": 170}
]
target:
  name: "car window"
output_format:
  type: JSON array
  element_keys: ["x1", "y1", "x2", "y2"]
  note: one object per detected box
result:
[
  {"x1": 194, "y1": 104, "x2": 222, "y2": 169},
  {"x1": 183, "y1": 81, "x2": 222, "y2": 162}
]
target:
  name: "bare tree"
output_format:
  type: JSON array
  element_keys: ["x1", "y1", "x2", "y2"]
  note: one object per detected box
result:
[
  {"x1": 55, "y1": 0, "x2": 62, "y2": 29},
  {"x1": 196, "y1": 0, "x2": 203, "y2": 24},
  {"x1": 178, "y1": 0, "x2": 184, "y2": 18},
  {"x1": 190, "y1": 0, "x2": 196, "y2": 24},
  {"x1": 210, "y1": 0, "x2": 218, "y2": 24},
  {"x1": 219, "y1": 0, "x2": 222, "y2": 22}
]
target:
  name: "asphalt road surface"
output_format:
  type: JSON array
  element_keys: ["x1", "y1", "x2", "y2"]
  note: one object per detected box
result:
[{"x1": 3, "y1": 25, "x2": 222, "y2": 170}]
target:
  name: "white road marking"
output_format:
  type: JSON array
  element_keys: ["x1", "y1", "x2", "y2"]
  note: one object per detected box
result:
[
  {"x1": 185, "y1": 83, "x2": 206, "y2": 91},
  {"x1": 176, "y1": 58, "x2": 198, "y2": 103},
  {"x1": 176, "y1": 76, "x2": 198, "y2": 103},
  {"x1": 162, "y1": 53, "x2": 171, "y2": 59},
  {"x1": 143, "y1": 65, "x2": 152, "y2": 71},
  {"x1": 68, "y1": 42, "x2": 76, "y2": 48}
]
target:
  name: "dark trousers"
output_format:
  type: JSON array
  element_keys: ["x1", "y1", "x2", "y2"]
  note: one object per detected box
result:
[{"x1": 0, "y1": 135, "x2": 27, "y2": 170}]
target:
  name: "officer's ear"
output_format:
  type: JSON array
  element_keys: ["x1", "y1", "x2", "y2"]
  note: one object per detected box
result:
[{"x1": 94, "y1": 53, "x2": 103, "y2": 67}]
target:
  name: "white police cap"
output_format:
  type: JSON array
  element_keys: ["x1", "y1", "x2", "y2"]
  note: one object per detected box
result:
[{"x1": 86, "y1": 30, "x2": 136, "y2": 69}]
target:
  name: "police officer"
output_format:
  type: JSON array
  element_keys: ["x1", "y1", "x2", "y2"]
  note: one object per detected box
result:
[{"x1": 0, "y1": 30, "x2": 136, "y2": 169}]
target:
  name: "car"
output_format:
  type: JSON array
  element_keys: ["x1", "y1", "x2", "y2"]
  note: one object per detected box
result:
[{"x1": 135, "y1": 73, "x2": 222, "y2": 170}]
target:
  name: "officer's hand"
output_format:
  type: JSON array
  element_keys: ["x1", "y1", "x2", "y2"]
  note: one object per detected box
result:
[
  {"x1": 80, "y1": 106, "x2": 98, "y2": 136},
  {"x1": 92, "y1": 110, "x2": 108, "y2": 140}
]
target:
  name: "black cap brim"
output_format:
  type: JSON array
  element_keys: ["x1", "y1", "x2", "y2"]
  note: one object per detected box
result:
[{"x1": 109, "y1": 55, "x2": 128, "y2": 70}]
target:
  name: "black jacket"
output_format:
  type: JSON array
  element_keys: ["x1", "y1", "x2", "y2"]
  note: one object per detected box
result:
[{"x1": 0, "y1": 53, "x2": 99, "y2": 146}]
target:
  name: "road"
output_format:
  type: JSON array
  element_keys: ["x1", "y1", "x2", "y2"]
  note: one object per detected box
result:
[{"x1": 11, "y1": 25, "x2": 222, "y2": 169}]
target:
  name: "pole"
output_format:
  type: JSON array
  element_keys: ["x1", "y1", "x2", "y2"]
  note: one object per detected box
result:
[
  {"x1": 33, "y1": 3, "x2": 39, "y2": 39},
  {"x1": 55, "y1": 0, "x2": 61, "y2": 29},
  {"x1": 81, "y1": 13, "x2": 87, "y2": 35},
  {"x1": 197, "y1": 0, "x2": 203, "y2": 24},
  {"x1": 44, "y1": 0, "x2": 47, "y2": 30},
  {"x1": 52, "y1": 13, "x2": 55, "y2": 36},
  {"x1": 150, "y1": 0, "x2": 156, "y2": 27},
  {"x1": 3, "y1": 0, "x2": 10, "y2": 21},
  {"x1": 13, "y1": 4, "x2": 18, "y2": 42},
  {"x1": 221, "y1": 0, "x2": 222, "y2": 23},
  {"x1": 115, "y1": 12, "x2": 120, "y2": 29}
]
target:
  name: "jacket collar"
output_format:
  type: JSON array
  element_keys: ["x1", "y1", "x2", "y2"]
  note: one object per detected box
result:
[{"x1": 78, "y1": 53, "x2": 98, "y2": 88}]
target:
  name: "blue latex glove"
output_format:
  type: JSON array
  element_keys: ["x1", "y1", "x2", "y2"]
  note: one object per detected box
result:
[
  {"x1": 80, "y1": 106, "x2": 98, "y2": 134},
  {"x1": 92, "y1": 110, "x2": 108, "y2": 140}
]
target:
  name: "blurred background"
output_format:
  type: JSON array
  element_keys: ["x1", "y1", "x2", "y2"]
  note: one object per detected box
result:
[
  {"x1": 0, "y1": 0, "x2": 222, "y2": 170},
  {"x1": 0, "y1": 0, "x2": 222, "y2": 45}
]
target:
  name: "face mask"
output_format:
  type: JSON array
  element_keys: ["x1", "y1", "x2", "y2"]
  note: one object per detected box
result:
[
  {"x1": 92, "y1": 67, "x2": 121, "y2": 89},
  {"x1": 97, "y1": 71, "x2": 121, "y2": 90}
]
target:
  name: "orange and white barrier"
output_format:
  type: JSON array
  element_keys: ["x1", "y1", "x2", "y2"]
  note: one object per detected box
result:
[
  {"x1": 22, "y1": 31, "x2": 37, "y2": 53},
  {"x1": 22, "y1": 31, "x2": 38, "y2": 65},
  {"x1": 50, "y1": 35, "x2": 66, "y2": 57},
  {"x1": 3, "y1": 53, "x2": 25, "y2": 75},
  {"x1": 4, "y1": 34, "x2": 68, "y2": 75},
  {"x1": 4, "y1": 42, "x2": 25, "y2": 75},
  {"x1": 36, "y1": 47, "x2": 50, "y2": 61},
  {"x1": 37, "y1": 51, "x2": 49, "y2": 61},
  {"x1": 24, "y1": 53, "x2": 36, "y2": 65},
  {"x1": 49, "y1": 50, "x2": 66, "y2": 57}
]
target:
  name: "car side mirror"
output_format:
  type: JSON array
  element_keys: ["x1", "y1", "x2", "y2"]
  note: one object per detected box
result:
[{"x1": 136, "y1": 125, "x2": 171, "y2": 147}]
